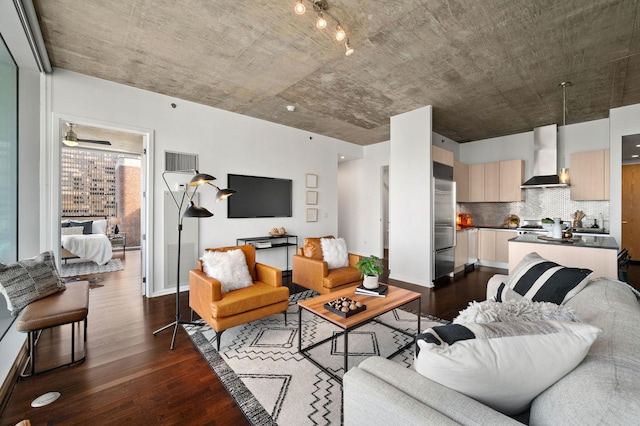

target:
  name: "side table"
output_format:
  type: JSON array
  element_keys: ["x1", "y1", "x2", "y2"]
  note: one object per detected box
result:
[{"x1": 109, "y1": 232, "x2": 126, "y2": 255}]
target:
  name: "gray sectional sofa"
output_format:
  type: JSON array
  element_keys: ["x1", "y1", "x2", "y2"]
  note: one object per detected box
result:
[{"x1": 343, "y1": 277, "x2": 640, "y2": 425}]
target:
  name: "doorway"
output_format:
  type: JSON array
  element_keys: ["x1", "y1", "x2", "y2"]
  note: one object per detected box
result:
[
  {"x1": 621, "y1": 133, "x2": 640, "y2": 287},
  {"x1": 51, "y1": 116, "x2": 154, "y2": 296},
  {"x1": 381, "y1": 165, "x2": 389, "y2": 260}
]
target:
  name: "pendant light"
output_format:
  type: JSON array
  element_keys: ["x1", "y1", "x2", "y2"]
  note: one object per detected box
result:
[{"x1": 559, "y1": 81, "x2": 571, "y2": 184}]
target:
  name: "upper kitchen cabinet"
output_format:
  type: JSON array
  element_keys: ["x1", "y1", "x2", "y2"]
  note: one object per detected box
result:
[
  {"x1": 484, "y1": 162, "x2": 500, "y2": 201},
  {"x1": 432, "y1": 145, "x2": 454, "y2": 167},
  {"x1": 499, "y1": 159, "x2": 524, "y2": 202},
  {"x1": 570, "y1": 149, "x2": 610, "y2": 200},
  {"x1": 466, "y1": 159, "x2": 524, "y2": 202},
  {"x1": 454, "y1": 160, "x2": 469, "y2": 202},
  {"x1": 469, "y1": 163, "x2": 485, "y2": 202}
]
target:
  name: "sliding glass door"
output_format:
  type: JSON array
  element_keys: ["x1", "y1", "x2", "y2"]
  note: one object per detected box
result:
[{"x1": 0, "y1": 35, "x2": 18, "y2": 337}]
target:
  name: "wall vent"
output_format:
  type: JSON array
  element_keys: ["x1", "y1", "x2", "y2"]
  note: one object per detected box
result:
[{"x1": 165, "y1": 151, "x2": 198, "y2": 172}]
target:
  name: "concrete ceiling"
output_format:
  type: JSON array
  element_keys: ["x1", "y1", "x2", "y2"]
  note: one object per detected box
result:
[{"x1": 33, "y1": 0, "x2": 640, "y2": 145}]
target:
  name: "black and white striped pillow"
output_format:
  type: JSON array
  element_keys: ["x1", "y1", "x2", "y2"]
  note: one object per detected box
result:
[{"x1": 505, "y1": 252, "x2": 592, "y2": 305}]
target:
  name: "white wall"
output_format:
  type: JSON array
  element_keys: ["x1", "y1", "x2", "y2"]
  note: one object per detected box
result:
[
  {"x1": 609, "y1": 103, "x2": 640, "y2": 246},
  {"x1": 338, "y1": 141, "x2": 389, "y2": 257},
  {"x1": 389, "y1": 106, "x2": 433, "y2": 287},
  {"x1": 46, "y1": 70, "x2": 360, "y2": 296}
]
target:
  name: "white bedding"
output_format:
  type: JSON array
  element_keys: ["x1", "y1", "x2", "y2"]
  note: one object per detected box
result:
[{"x1": 61, "y1": 233, "x2": 113, "y2": 265}]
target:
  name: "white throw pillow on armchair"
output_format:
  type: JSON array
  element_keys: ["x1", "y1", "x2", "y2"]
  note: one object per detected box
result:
[
  {"x1": 201, "y1": 249, "x2": 253, "y2": 293},
  {"x1": 320, "y1": 237, "x2": 349, "y2": 269}
]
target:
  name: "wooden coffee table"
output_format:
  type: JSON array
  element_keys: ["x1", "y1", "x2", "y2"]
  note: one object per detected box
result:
[{"x1": 297, "y1": 284, "x2": 421, "y2": 382}]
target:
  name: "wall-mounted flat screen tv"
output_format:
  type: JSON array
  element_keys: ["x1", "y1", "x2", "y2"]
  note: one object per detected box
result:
[{"x1": 227, "y1": 174, "x2": 293, "y2": 218}]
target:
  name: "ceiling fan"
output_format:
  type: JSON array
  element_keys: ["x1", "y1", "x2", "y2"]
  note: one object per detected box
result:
[{"x1": 62, "y1": 123, "x2": 112, "y2": 146}]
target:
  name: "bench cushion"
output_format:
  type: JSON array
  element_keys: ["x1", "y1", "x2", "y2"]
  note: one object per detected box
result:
[{"x1": 16, "y1": 281, "x2": 89, "y2": 332}]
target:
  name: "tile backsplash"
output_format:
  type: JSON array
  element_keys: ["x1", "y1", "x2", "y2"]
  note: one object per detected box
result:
[{"x1": 459, "y1": 187, "x2": 609, "y2": 230}]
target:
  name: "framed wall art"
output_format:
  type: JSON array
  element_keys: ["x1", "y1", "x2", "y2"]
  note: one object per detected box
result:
[
  {"x1": 306, "y1": 208, "x2": 318, "y2": 222},
  {"x1": 306, "y1": 191, "x2": 318, "y2": 205},
  {"x1": 305, "y1": 173, "x2": 318, "y2": 188}
]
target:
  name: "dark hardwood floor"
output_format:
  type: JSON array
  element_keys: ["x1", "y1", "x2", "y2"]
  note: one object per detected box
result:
[{"x1": 3, "y1": 252, "x2": 636, "y2": 425}]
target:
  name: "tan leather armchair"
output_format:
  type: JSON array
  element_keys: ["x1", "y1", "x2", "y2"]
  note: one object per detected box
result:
[
  {"x1": 189, "y1": 245, "x2": 290, "y2": 350},
  {"x1": 292, "y1": 237, "x2": 362, "y2": 294}
]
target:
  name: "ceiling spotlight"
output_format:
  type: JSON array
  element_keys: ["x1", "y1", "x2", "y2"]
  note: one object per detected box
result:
[
  {"x1": 287, "y1": 105, "x2": 296, "y2": 112},
  {"x1": 294, "y1": 0, "x2": 306, "y2": 15},
  {"x1": 335, "y1": 24, "x2": 346, "y2": 41},
  {"x1": 316, "y1": 12, "x2": 327, "y2": 29},
  {"x1": 344, "y1": 40, "x2": 354, "y2": 56}
]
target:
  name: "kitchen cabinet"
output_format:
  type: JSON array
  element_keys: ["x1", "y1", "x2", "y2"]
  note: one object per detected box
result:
[
  {"x1": 484, "y1": 162, "x2": 500, "y2": 201},
  {"x1": 455, "y1": 229, "x2": 469, "y2": 273},
  {"x1": 467, "y1": 160, "x2": 524, "y2": 202},
  {"x1": 432, "y1": 145, "x2": 454, "y2": 167},
  {"x1": 570, "y1": 149, "x2": 610, "y2": 201},
  {"x1": 499, "y1": 159, "x2": 524, "y2": 201},
  {"x1": 469, "y1": 164, "x2": 485, "y2": 202},
  {"x1": 454, "y1": 161, "x2": 469, "y2": 202},
  {"x1": 478, "y1": 229, "x2": 496, "y2": 261},
  {"x1": 478, "y1": 229, "x2": 517, "y2": 263}
]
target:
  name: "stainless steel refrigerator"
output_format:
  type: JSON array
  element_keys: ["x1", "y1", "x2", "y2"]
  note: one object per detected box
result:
[{"x1": 433, "y1": 162, "x2": 456, "y2": 281}]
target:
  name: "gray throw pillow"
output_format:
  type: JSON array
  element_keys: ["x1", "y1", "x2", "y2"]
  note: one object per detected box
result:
[{"x1": 0, "y1": 251, "x2": 66, "y2": 316}]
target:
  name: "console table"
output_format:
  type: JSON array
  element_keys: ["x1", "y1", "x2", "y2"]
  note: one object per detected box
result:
[{"x1": 236, "y1": 235, "x2": 298, "y2": 275}]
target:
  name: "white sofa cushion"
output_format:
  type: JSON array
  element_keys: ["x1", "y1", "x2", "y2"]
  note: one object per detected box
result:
[{"x1": 414, "y1": 321, "x2": 601, "y2": 415}]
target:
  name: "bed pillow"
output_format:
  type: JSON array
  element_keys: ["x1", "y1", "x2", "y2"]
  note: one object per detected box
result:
[
  {"x1": 505, "y1": 252, "x2": 592, "y2": 305},
  {"x1": 0, "y1": 251, "x2": 66, "y2": 316},
  {"x1": 414, "y1": 321, "x2": 601, "y2": 415},
  {"x1": 70, "y1": 220, "x2": 93, "y2": 235},
  {"x1": 92, "y1": 219, "x2": 108, "y2": 235},
  {"x1": 201, "y1": 249, "x2": 253, "y2": 293},
  {"x1": 61, "y1": 226, "x2": 84, "y2": 236},
  {"x1": 321, "y1": 237, "x2": 349, "y2": 269}
]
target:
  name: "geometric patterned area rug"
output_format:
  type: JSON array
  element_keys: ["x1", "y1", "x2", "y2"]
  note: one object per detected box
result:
[
  {"x1": 59, "y1": 258, "x2": 124, "y2": 278},
  {"x1": 184, "y1": 290, "x2": 448, "y2": 426}
]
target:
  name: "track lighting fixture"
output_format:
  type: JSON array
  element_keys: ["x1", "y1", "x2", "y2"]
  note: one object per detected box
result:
[
  {"x1": 344, "y1": 40, "x2": 354, "y2": 56},
  {"x1": 316, "y1": 12, "x2": 327, "y2": 29},
  {"x1": 293, "y1": 0, "x2": 354, "y2": 56},
  {"x1": 335, "y1": 24, "x2": 345, "y2": 41}
]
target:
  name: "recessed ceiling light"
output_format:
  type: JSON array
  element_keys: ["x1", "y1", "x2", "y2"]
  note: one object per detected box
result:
[
  {"x1": 286, "y1": 105, "x2": 296, "y2": 112},
  {"x1": 636, "y1": 144, "x2": 640, "y2": 148},
  {"x1": 632, "y1": 154, "x2": 639, "y2": 158}
]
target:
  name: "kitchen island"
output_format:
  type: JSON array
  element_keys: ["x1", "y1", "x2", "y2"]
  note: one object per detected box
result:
[{"x1": 508, "y1": 234, "x2": 619, "y2": 280}]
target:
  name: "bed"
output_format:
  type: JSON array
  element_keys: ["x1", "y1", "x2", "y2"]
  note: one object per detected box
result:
[{"x1": 61, "y1": 217, "x2": 113, "y2": 265}]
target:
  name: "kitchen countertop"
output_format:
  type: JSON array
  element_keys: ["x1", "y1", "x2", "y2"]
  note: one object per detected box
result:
[{"x1": 510, "y1": 234, "x2": 618, "y2": 250}]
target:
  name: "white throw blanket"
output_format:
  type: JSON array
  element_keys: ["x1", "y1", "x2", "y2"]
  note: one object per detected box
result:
[{"x1": 61, "y1": 234, "x2": 113, "y2": 265}]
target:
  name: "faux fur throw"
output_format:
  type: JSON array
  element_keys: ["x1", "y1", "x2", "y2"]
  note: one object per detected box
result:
[{"x1": 454, "y1": 299, "x2": 580, "y2": 324}]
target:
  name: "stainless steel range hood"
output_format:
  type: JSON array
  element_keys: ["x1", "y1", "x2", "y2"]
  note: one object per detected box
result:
[{"x1": 520, "y1": 124, "x2": 568, "y2": 188}]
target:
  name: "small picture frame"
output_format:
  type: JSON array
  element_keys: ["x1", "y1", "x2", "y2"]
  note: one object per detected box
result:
[
  {"x1": 306, "y1": 173, "x2": 318, "y2": 188},
  {"x1": 306, "y1": 208, "x2": 318, "y2": 222},
  {"x1": 306, "y1": 191, "x2": 318, "y2": 205}
]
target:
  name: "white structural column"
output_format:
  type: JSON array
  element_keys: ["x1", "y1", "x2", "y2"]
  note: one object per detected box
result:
[{"x1": 389, "y1": 106, "x2": 434, "y2": 287}]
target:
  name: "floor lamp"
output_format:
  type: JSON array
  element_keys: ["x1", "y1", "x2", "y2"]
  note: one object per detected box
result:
[{"x1": 154, "y1": 170, "x2": 236, "y2": 349}]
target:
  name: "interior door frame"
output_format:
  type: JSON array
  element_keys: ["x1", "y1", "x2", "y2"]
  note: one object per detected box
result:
[{"x1": 48, "y1": 113, "x2": 154, "y2": 296}]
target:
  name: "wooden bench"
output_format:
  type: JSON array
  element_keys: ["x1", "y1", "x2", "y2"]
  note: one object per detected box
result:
[{"x1": 16, "y1": 281, "x2": 90, "y2": 377}]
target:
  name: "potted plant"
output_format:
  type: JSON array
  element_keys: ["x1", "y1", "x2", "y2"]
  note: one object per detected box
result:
[{"x1": 355, "y1": 255, "x2": 384, "y2": 289}]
